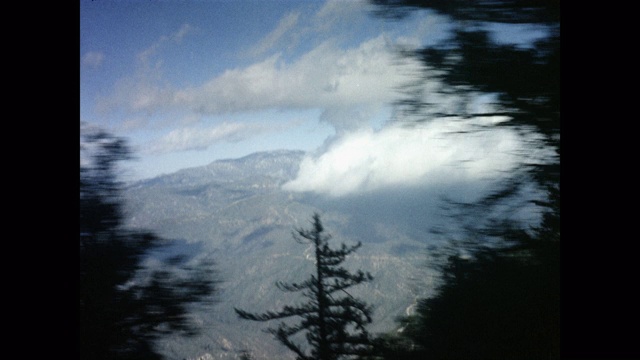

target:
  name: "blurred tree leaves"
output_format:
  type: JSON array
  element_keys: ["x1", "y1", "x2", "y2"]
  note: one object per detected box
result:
[
  {"x1": 367, "y1": 1, "x2": 560, "y2": 358},
  {"x1": 80, "y1": 124, "x2": 219, "y2": 359}
]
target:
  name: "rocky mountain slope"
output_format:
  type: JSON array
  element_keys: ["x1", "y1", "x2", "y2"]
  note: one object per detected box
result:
[{"x1": 124, "y1": 150, "x2": 441, "y2": 360}]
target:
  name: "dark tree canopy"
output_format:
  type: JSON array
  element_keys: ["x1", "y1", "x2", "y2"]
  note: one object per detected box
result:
[
  {"x1": 235, "y1": 213, "x2": 374, "y2": 360},
  {"x1": 80, "y1": 124, "x2": 219, "y2": 360},
  {"x1": 371, "y1": 0, "x2": 560, "y2": 151},
  {"x1": 371, "y1": 0, "x2": 560, "y2": 24},
  {"x1": 366, "y1": 1, "x2": 560, "y2": 359},
  {"x1": 368, "y1": 0, "x2": 561, "y2": 274},
  {"x1": 373, "y1": 239, "x2": 559, "y2": 360},
  {"x1": 371, "y1": 0, "x2": 560, "y2": 245}
]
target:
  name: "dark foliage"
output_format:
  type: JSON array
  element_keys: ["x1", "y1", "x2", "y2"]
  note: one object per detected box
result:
[
  {"x1": 371, "y1": 0, "x2": 560, "y2": 143},
  {"x1": 235, "y1": 213, "x2": 375, "y2": 360},
  {"x1": 367, "y1": 1, "x2": 560, "y2": 359},
  {"x1": 79, "y1": 124, "x2": 219, "y2": 360},
  {"x1": 376, "y1": 237, "x2": 560, "y2": 360},
  {"x1": 370, "y1": 0, "x2": 560, "y2": 24},
  {"x1": 369, "y1": 194, "x2": 560, "y2": 359}
]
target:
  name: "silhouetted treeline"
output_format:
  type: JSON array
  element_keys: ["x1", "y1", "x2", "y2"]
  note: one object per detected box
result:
[
  {"x1": 80, "y1": 124, "x2": 219, "y2": 360},
  {"x1": 366, "y1": 1, "x2": 560, "y2": 358}
]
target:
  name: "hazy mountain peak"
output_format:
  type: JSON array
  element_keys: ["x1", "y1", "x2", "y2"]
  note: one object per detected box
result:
[
  {"x1": 123, "y1": 148, "x2": 438, "y2": 359},
  {"x1": 129, "y1": 150, "x2": 306, "y2": 189}
]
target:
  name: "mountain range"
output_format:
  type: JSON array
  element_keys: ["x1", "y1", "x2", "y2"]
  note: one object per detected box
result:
[{"x1": 123, "y1": 150, "x2": 443, "y2": 360}]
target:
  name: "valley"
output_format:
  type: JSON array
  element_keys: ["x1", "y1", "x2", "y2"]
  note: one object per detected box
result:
[{"x1": 124, "y1": 150, "x2": 441, "y2": 360}]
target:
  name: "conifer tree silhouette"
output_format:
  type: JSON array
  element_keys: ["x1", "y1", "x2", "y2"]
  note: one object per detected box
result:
[{"x1": 235, "y1": 213, "x2": 374, "y2": 360}]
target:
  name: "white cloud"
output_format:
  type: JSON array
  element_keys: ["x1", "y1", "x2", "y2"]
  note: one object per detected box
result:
[
  {"x1": 137, "y1": 24, "x2": 193, "y2": 66},
  {"x1": 96, "y1": 75, "x2": 174, "y2": 115},
  {"x1": 145, "y1": 122, "x2": 251, "y2": 154},
  {"x1": 282, "y1": 116, "x2": 529, "y2": 197},
  {"x1": 96, "y1": 6, "x2": 433, "y2": 135},
  {"x1": 250, "y1": 11, "x2": 300, "y2": 57},
  {"x1": 96, "y1": 25, "x2": 194, "y2": 116},
  {"x1": 314, "y1": 0, "x2": 370, "y2": 32},
  {"x1": 82, "y1": 51, "x2": 104, "y2": 68},
  {"x1": 119, "y1": 116, "x2": 150, "y2": 132},
  {"x1": 145, "y1": 120, "x2": 300, "y2": 155},
  {"x1": 173, "y1": 35, "x2": 423, "y2": 129}
]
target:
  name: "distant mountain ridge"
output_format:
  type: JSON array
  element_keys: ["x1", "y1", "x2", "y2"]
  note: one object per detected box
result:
[
  {"x1": 129, "y1": 150, "x2": 305, "y2": 189},
  {"x1": 123, "y1": 149, "x2": 438, "y2": 360}
]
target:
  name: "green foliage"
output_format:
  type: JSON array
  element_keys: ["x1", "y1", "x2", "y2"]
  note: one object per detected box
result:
[
  {"x1": 235, "y1": 213, "x2": 375, "y2": 360},
  {"x1": 80, "y1": 124, "x2": 219, "y2": 359}
]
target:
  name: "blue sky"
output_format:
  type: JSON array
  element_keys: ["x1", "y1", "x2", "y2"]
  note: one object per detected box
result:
[
  {"x1": 80, "y1": 0, "x2": 551, "y2": 202},
  {"x1": 80, "y1": 0, "x2": 448, "y2": 181}
]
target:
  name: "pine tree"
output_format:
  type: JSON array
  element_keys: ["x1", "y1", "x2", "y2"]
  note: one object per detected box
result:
[{"x1": 235, "y1": 213, "x2": 374, "y2": 360}]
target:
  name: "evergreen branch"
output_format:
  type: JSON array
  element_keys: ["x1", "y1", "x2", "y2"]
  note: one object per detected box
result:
[
  {"x1": 234, "y1": 303, "x2": 317, "y2": 322},
  {"x1": 268, "y1": 325, "x2": 312, "y2": 360},
  {"x1": 235, "y1": 214, "x2": 374, "y2": 360}
]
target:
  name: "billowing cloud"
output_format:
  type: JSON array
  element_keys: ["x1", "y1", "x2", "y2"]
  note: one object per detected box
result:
[
  {"x1": 319, "y1": 105, "x2": 385, "y2": 134},
  {"x1": 82, "y1": 51, "x2": 104, "y2": 68},
  {"x1": 174, "y1": 35, "x2": 423, "y2": 128},
  {"x1": 96, "y1": 6, "x2": 433, "y2": 136},
  {"x1": 98, "y1": 31, "x2": 424, "y2": 134},
  {"x1": 282, "y1": 116, "x2": 539, "y2": 197}
]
